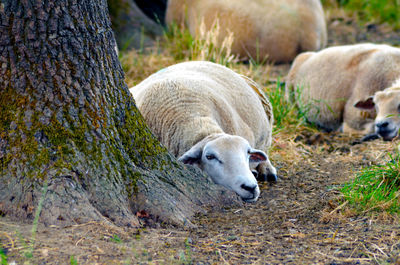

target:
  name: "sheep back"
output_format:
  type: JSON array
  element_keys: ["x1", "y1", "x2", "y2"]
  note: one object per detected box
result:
[{"x1": 131, "y1": 61, "x2": 273, "y2": 157}]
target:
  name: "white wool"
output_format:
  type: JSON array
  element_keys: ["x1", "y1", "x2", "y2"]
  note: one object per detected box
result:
[
  {"x1": 130, "y1": 61, "x2": 277, "y2": 202},
  {"x1": 165, "y1": 0, "x2": 327, "y2": 63}
]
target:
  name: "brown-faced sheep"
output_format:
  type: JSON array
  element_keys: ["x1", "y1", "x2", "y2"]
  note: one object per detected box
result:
[
  {"x1": 285, "y1": 43, "x2": 400, "y2": 139},
  {"x1": 165, "y1": 0, "x2": 327, "y2": 63},
  {"x1": 130, "y1": 61, "x2": 277, "y2": 202}
]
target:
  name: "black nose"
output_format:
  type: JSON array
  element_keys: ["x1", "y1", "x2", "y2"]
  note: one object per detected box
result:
[
  {"x1": 241, "y1": 184, "x2": 257, "y2": 193},
  {"x1": 376, "y1": 121, "x2": 389, "y2": 129},
  {"x1": 266, "y1": 172, "x2": 278, "y2": 182}
]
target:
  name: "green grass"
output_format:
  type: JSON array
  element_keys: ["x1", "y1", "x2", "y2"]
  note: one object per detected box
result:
[
  {"x1": 323, "y1": 0, "x2": 400, "y2": 29},
  {"x1": 70, "y1": 255, "x2": 78, "y2": 265},
  {"x1": 267, "y1": 81, "x2": 317, "y2": 134},
  {"x1": 266, "y1": 80, "x2": 306, "y2": 132},
  {"x1": 162, "y1": 23, "x2": 195, "y2": 62},
  {"x1": 0, "y1": 247, "x2": 7, "y2": 265},
  {"x1": 110, "y1": 235, "x2": 123, "y2": 244},
  {"x1": 341, "y1": 153, "x2": 400, "y2": 214}
]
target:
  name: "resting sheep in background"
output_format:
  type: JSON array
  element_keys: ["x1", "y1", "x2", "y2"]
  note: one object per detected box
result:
[
  {"x1": 285, "y1": 43, "x2": 400, "y2": 140},
  {"x1": 130, "y1": 61, "x2": 277, "y2": 202},
  {"x1": 165, "y1": 0, "x2": 327, "y2": 63}
]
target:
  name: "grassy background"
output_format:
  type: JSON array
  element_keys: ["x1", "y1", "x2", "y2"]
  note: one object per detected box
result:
[{"x1": 322, "y1": 0, "x2": 400, "y2": 29}]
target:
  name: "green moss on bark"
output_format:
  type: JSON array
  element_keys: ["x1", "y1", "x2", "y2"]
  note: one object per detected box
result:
[{"x1": 0, "y1": 87, "x2": 104, "y2": 179}]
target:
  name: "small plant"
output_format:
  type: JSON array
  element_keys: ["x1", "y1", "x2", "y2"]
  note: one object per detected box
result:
[
  {"x1": 110, "y1": 235, "x2": 123, "y2": 244},
  {"x1": 341, "y1": 153, "x2": 400, "y2": 213},
  {"x1": 163, "y1": 18, "x2": 239, "y2": 66},
  {"x1": 12, "y1": 181, "x2": 49, "y2": 262},
  {"x1": 70, "y1": 255, "x2": 78, "y2": 265},
  {"x1": 24, "y1": 181, "x2": 48, "y2": 259},
  {"x1": 0, "y1": 247, "x2": 8, "y2": 265},
  {"x1": 323, "y1": 0, "x2": 400, "y2": 29},
  {"x1": 267, "y1": 81, "x2": 313, "y2": 133},
  {"x1": 178, "y1": 238, "x2": 192, "y2": 265},
  {"x1": 162, "y1": 22, "x2": 195, "y2": 61},
  {"x1": 266, "y1": 79, "x2": 294, "y2": 130}
]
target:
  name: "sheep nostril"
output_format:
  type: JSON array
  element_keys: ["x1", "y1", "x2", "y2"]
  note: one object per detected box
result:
[{"x1": 241, "y1": 184, "x2": 257, "y2": 193}]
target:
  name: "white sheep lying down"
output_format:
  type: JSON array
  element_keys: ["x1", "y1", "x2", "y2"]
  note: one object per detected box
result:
[
  {"x1": 130, "y1": 61, "x2": 277, "y2": 202},
  {"x1": 285, "y1": 43, "x2": 400, "y2": 140},
  {"x1": 165, "y1": 0, "x2": 327, "y2": 63}
]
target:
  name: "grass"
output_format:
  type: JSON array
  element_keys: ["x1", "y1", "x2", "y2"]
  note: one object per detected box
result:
[
  {"x1": 0, "y1": 247, "x2": 7, "y2": 265},
  {"x1": 322, "y1": 0, "x2": 400, "y2": 29},
  {"x1": 122, "y1": 17, "x2": 244, "y2": 87},
  {"x1": 341, "y1": 153, "x2": 400, "y2": 214},
  {"x1": 163, "y1": 19, "x2": 239, "y2": 66},
  {"x1": 178, "y1": 238, "x2": 192, "y2": 265},
  {"x1": 0, "y1": 182, "x2": 48, "y2": 265},
  {"x1": 70, "y1": 255, "x2": 78, "y2": 265},
  {"x1": 266, "y1": 80, "x2": 310, "y2": 133}
]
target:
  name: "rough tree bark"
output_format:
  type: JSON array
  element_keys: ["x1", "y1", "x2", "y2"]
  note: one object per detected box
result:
[
  {"x1": 108, "y1": 0, "x2": 163, "y2": 51},
  {"x1": 0, "y1": 0, "x2": 239, "y2": 227}
]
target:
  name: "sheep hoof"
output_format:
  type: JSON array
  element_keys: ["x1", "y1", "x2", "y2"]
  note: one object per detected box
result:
[
  {"x1": 257, "y1": 172, "x2": 278, "y2": 183},
  {"x1": 351, "y1": 133, "x2": 380, "y2": 145}
]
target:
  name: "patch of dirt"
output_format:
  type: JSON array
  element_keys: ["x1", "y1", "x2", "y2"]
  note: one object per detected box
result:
[
  {"x1": 2, "y1": 14, "x2": 400, "y2": 265},
  {"x1": 187, "y1": 132, "x2": 400, "y2": 264},
  {"x1": 327, "y1": 15, "x2": 400, "y2": 47},
  {"x1": 2, "y1": 133, "x2": 399, "y2": 264}
]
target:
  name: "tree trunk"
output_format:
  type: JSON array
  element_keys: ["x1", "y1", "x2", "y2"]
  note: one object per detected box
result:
[
  {"x1": 108, "y1": 0, "x2": 163, "y2": 51},
  {"x1": 0, "y1": 0, "x2": 239, "y2": 227}
]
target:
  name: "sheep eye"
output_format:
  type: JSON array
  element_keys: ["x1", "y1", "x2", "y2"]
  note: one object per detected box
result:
[{"x1": 206, "y1": 154, "x2": 216, "y2": 160}]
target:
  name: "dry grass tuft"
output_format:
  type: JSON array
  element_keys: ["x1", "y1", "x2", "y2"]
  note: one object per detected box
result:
[
  {"x1": 122, "y1": 19, "x2": 243, "y2": 88},
  {"x1": 120, "y1": 48, "x2": 177, "y2": 88}
]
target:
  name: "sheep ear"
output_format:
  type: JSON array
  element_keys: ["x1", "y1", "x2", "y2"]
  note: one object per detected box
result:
[
  {"x1": 354, "y1": 97, "x2": 375, "y2": 110},
  {"x1": 249, "y1": 148, "x2": 267, "y2": 163},
  {"x1": 178, "y1": 146, "x2": 203, "y2": 165}
]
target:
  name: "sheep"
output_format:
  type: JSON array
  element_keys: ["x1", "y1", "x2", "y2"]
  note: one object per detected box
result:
[
  {"x1": 130, "y1": 61, "x2": 277, "y2": 202},
  {"x1": 285, "y1": 43, "x2": 400, "y2": 139},
  {"x1": 370, "y1": 78, "x2": 400, "y2": 140},
  {"x1": 165, "y1": 0, "x2": 327, "y2": 63}
]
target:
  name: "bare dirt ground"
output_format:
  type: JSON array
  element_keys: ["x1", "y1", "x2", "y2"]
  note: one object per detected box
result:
[{"x1": 1, "y1": 14, "x2": 400, "y2": 265}]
